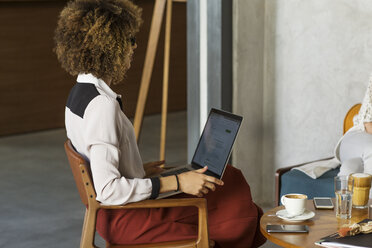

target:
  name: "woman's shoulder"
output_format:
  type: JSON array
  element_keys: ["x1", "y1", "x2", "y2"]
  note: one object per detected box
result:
[
  {"x1": 85, "y1": 94, "x2": 121, "y2": 118},
  {"x1": 92, "y1": 94, "x2": 119, "y2": 107}
]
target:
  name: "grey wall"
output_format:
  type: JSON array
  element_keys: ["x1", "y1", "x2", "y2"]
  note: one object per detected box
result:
[
  {"x1": 232, "y1": 0, "x2": 266, "y2": 204},
  {"x1": 233, "y1": 0, "x2": 372, "y2": 206}
]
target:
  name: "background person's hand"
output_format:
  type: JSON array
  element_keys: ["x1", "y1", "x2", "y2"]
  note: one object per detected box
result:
[
  {"x1": 144, "y1": 160, "x2": 165, "y2": 177},
  {"x1": 364, "y1": 122, "x2": 372, "y2": 134},
  {"x1": 178, "y1": 166, "x2": 224, "y2": 197}
]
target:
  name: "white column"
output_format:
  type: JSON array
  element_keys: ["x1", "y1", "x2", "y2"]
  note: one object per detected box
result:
[{"x1": 187, "y1": 0, "x2": 232, "y2": 162}]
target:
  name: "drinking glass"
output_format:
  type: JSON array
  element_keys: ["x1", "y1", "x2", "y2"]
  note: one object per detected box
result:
[
  {"x1": 349, "y1": 173, "x2": 372, "y2": 209},
  {"x1": 334, "y1": 176, "x2": 353, "y2": 219}
]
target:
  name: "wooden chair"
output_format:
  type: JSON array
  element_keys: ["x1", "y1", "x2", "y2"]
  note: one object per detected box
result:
[
  {"x1": 343, "y1": 103, "x2": 362, "y2": 134},
  {"x1": 64, "y1": 139, "x2": 212, "y2": 248},
  {"x1": 275, "y1": 103, "x2": 362, "y2": 205}
]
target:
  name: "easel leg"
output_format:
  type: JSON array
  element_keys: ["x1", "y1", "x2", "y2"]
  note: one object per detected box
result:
[
  {"x1": 134, "y1": 0, "x2": 167, "y2": 141},
  {"x1": 160, "y1": 0, "x2": 173, "y2": 162}
]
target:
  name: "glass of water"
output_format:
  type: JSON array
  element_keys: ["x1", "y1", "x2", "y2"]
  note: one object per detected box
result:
[{"x1": 334, "y1": 176, "x2": 354, "y2": 219}]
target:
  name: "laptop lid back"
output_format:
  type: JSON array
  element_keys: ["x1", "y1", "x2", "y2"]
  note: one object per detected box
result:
[{"x1": 191, "y1": 108, "x2": 243, "y2": 179}]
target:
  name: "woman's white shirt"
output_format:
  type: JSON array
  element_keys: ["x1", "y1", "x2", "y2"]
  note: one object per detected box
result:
[{"x1": 65, "y1": 73, "x2": 159, "y2": 205}]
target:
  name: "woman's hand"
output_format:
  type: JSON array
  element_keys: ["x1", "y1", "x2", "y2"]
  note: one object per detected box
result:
[
  {"x1": 178, "y1": 166, "x2": 224, "y2": 197},
  {"x1": 144, "y1": 160, "x2": 165, "y2": 177}
]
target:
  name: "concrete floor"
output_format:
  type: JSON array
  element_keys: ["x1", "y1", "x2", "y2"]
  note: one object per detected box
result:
[{"x1": 0, "y1": 111, "x2": 278, "y2": 248}]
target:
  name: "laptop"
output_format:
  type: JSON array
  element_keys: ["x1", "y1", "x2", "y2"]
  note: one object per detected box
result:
[{"x1": 156, "y1": 108, "x2": 243, "y2": 199}]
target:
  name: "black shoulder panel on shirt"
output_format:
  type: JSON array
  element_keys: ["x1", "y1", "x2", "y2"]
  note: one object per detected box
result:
[{"x1": 66, "y1": 83, "x2": 100, "y2": 118}]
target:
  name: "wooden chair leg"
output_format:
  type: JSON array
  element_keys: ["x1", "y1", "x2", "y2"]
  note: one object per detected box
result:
[
  {"x1": 80, "y1": 206, "x2": 99, "y2": 248},
  {"x1": 80, "y1": 209, "x2": 89, "y2": 247},
  {"x1": 196, "y1": 200, "x2": 210, "y2": 248}
]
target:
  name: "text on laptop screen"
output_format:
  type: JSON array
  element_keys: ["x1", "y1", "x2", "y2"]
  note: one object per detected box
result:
[{"x1": 192, "y1": 111, "x2": 241, "y2": 176}]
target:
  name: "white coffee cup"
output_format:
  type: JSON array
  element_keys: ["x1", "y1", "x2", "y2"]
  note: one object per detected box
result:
[{"x1": 281, "y1": 193, "x2": 307, "y2": 216}]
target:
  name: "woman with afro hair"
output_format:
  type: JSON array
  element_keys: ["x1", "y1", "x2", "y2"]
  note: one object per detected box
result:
[{"x1": 55, "y1": 0, "x2": 265, "y2": 247}]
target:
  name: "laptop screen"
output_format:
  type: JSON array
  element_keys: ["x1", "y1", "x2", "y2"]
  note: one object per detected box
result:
[{"x1": 191, "y1": 109, "x2": 242, "y2": 177}]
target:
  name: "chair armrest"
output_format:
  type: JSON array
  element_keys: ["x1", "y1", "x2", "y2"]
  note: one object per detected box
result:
[
  {"x1": 100, "y1": 198, "x2": 209, "y2": 247},
  {"x1": 79, "y1": 160, "x2": 210, "y2": 248},
  {"x1": 100, "y1": 198, "x2": 206, "y2": 209},
  {"x1": 275, "y1": 157, "x2": 333, "y2": 206}
]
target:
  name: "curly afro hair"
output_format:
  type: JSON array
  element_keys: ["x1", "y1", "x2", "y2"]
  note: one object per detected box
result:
[{"x1": 54, "y1": 0, "x2": 142, "y2": 84}]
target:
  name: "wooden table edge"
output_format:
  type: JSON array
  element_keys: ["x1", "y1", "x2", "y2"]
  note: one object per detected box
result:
[{"x1": 260, "y1": 199, "x2": 369, "y2": 248}]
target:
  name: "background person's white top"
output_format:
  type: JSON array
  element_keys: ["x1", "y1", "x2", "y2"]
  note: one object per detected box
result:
[
  {"x1": 335, "y1": 75, "x2": 372, "y2": 161},
  {"x1": 294, "y1": 75, "x2": 372, "y2": 179},
  {"x1": 65, "y1": 73, "x2": 156, "y2": 205},
  {"x1": 353, "y1": 75, "x2": 372, "y2": 130}
]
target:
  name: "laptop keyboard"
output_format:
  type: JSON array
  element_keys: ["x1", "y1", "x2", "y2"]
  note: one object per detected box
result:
[{"x1": 161, "y1": 167, "x2": 190, "y2": 177}]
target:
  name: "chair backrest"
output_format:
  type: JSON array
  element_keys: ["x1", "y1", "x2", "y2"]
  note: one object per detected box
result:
[
  {"x1": 64, "y1": 139, "x2": 95, "y2": 206},
  {"x1": 343, "y1": 103, "x2": 362, "y2": 134}
]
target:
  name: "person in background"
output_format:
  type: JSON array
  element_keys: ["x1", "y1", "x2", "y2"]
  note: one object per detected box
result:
[
  {"x1": 54, "y1": 0, "x2": 266, "y2": 247},
  {"x1": 335, "y1": 74, "x2": 372, "y2": 197}
]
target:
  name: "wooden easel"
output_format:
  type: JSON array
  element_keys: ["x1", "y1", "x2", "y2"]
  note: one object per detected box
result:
[{"x1": 134, "y1": 0, "x2": 187, "y2": 162}]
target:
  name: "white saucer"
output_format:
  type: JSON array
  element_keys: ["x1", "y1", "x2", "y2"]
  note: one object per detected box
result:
[{"x1": 276, "y1": 209, "x2": 315, "y2": 221}]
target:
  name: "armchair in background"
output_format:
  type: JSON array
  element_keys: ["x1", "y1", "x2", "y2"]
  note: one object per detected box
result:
[{"x1": 275, "y1": 104, "x2": 361, "y2": 206}]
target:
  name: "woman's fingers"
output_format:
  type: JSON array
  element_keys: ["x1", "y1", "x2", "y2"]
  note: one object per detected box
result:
[
  {"x1": 200, "y1": 187, "x2": 209, "y2": 195},
  {"x1": 195, "y1": 166, "x2": 208, "y2": 174},
  {"x1": 147, "y1": 160, "x2": 165, "y2": 166},
  {"x1": 204, "y1": 182, "x2": 216, "y2": 191},
  {"x1": 178, "y1": 167, "x2": 225, "y2": 196},
  {"x1": 194, "y1": 167, "x2": 224, "y2": 186},
  {"x1": 152, "y1": 167, "x2": 164, "y2": 174},
  {"x1": 204, "y1": 175, "x2": 224, "y2": 186},
  {"x1": 144, "y1": 160, "x2": 165, "y2": 177}
]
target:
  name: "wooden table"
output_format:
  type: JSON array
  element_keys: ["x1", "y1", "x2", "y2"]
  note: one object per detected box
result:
[{"x1": 260, "y1": 200, "x2": 369, "y2": 247}]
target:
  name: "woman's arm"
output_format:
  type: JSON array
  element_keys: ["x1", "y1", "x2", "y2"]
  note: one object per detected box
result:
[
  {"x1": 357, "y1": 76, "x2": 372, "y2": 128},
  {"x1": 364, "y1": 122, "x2": 372, "y2": 134},
  {"x1": 85, "y1": 97, "x2": 157, "y2": 205}
]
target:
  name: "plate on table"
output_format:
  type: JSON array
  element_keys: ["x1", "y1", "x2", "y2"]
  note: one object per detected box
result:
[{"x1": 276, "y1": 209, "x2": 315, "y2": 221}]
